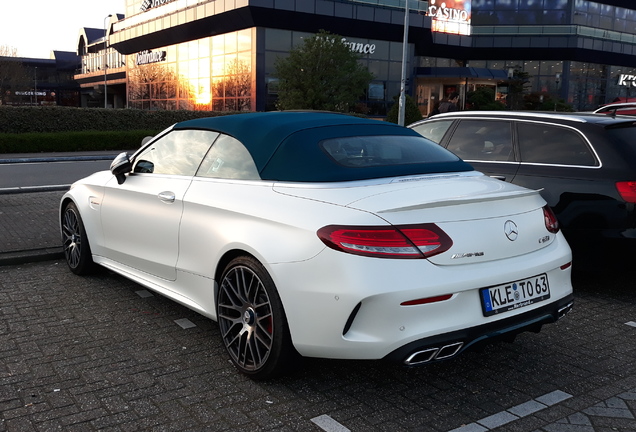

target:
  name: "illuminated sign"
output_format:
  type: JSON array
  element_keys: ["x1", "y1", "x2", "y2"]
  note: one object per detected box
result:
[
  {"x1": 15, "y1": 91, "x2": 46, "y2": 96},
  {"x1": 140, "y1": 0, "x2": 177, "y2": 12},
  {"x1": 618, "y1": 74, "x2": 636, "y2": 87},
  {"x1": 136, "y1": 50, "x2": 167, "y2": 65},
  {"x1": 428, "y1": 0, "x2": 472, "y2": 36}
]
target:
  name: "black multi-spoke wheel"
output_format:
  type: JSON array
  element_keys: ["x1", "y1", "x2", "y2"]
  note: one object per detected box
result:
[
  {"x1": 61, "y1": 202, "x2": 94, "y2": 275},
  {"x1": 217, "y1": 256, "x2": 295, "y2": 379}
]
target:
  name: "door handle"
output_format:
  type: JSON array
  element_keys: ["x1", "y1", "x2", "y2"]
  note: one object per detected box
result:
[
  {"x1": 491, "y1": 175, "x2": 506, "y2": 181},
  {"x1": 158, "y1": 191, "x2": 176, "y2": 203}
]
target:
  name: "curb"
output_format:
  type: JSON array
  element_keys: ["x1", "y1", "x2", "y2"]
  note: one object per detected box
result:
[
  {"x1": 0, "y1": 185, "x2": 70, "y2": 195},
  {"x1": 0, "y1": 155, "x2": 118, "y2": 164},
  {"x1": 0, "y1": 247, "x2": 64, "y2": 266}
]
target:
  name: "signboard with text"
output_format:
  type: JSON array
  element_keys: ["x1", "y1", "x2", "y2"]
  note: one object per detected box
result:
[
  {"x1": 140, "y1": 0, "x2": 177, "y2": 12},
  {"x1": 428, "y1": 0, "x2": 471, "y2": 36}
]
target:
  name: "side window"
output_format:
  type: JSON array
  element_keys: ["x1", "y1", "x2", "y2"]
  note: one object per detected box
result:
[
  {"x1": 133, "y1": 130, "x2": 218, "y2": 176},
  {"x1": 446, "y1": 120, "x2": 514, "y2": 161},
  {"x1": 410, "y1": 120, "x2": 454, "y2": 144},
  {"x1": 196, "y1": 134, "x2": 260, "y2": 180},
  {"x1": 517, "y1": 123, "x2": 597, "y2": 166}
]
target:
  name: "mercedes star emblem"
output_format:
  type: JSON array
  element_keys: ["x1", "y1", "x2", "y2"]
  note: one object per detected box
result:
[{"x1": 504, "y1": 220, "x2": 518, "y2": 241}]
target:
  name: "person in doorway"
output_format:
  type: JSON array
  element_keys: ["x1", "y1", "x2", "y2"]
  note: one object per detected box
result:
[{"x1": 438, "y1": 92, "x2": 460, "y2": 113}]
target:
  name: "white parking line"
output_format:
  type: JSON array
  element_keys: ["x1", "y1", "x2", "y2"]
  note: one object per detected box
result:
[
  {"x1": 311, "y1": 415, "x2": 351, "y2": 432},
  {"x1": 174, "y1": 318, "x2": 197, "y2": 329},
  {"x1": 625, "y1": 321, "x2": 636, "y2": 328},
  {"x1": 447, "y1": 390, "x2": 572, "y2": 432}
]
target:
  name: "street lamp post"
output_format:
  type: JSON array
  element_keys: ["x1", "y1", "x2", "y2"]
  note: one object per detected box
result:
[
  {"x1": 33, "y1": 67, "x2": 37, "y2": 105},
  {"x1": 104, "y1": 14, "x2": 112, "y2": 109},
  {"x1": 398, "y1": 0, "x2": 409, "y2": 126},
  {"x1": 554, "y1": 73, "x2": 561, "y2": 112},
  {"x1": 507, "y1": 68, "x2": 514, "y2": 110}
]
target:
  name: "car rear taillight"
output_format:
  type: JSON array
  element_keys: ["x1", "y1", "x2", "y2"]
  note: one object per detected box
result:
[
  {"x1": 543, "y1": 205, "x2": 559, "y2": 234},
  {"x1": 317, "y1": 224, "x2": 453, "y2": 259},
  {"x1": 616, "y1": 181, "x2": 636, "y2": 203}
]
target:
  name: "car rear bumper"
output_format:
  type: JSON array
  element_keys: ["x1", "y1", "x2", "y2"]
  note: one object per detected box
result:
[
  {"x1": 271, "y1": 233, "x2": 573, "y2": 361},
  {"x1": 383, "y1": 293, "x2": 574, "y2": 366}
]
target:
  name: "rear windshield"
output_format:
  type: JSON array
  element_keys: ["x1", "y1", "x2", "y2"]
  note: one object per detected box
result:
[
  {"x1": 321, "y1": 135, "x2": 461, "y2": 167},
  {"x1": 261, "y1": 124, "x2": 474, "y2": 182}
]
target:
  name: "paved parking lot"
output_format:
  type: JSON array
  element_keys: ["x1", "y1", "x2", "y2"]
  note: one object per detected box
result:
[
  {"x1": 1, "y1": 190, "x2": 635, "y2": 431},
  {"x1": 0, "y1": 258, "x2": 635, "y2": 431}
]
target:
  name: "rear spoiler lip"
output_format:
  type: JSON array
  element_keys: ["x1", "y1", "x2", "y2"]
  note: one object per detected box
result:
[{"x1": 376, "y1": 188, "x2": 544, "y2": 214}]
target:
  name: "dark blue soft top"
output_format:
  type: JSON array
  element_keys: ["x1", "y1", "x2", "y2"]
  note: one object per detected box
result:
[{"x1": 174, "y1": 112, "x2": 472, "y2": 182}]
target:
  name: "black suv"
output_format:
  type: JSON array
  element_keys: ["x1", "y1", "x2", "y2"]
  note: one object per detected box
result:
[{"x1": 409, "y1": 111, "x2": 636, "y2": 265}]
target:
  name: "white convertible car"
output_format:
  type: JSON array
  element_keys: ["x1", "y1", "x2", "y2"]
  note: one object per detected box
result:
[{"x1": 60, "y1": 112, "x2": 574, "y2": 379}]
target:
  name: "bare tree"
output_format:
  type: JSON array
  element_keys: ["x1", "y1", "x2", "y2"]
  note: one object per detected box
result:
[
  {"x1": 128, "y1": 63, "x2": 194, "y2": 109},
  {"x1": 212, "y1": 58, "x2": 252, "y2": 111},
  {"x1": 0, "y1": 45, "x2": 29, "y2": 105}
]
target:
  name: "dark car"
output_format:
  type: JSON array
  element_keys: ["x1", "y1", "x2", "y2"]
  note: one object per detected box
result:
[{"x1": 409, "y1": 111, "x2": 636, "y2": 265}]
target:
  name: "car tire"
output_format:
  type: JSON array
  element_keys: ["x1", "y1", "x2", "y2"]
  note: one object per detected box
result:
[
  {"x1": 61, "y1": 202, "x2": 95, "y2": 275},
  {"x1": 217, "y1": 256, "x2": 296, "y2": 379}
]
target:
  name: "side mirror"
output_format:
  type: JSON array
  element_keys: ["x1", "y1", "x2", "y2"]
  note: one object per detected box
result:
[{"x1": 110, "y1": 152, "x2": 132, "y2": 185}]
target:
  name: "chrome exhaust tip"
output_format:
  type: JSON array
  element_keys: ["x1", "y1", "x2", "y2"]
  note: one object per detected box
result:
[
  {"x1": 404, "y1": 342, "x2": 464, "y2": 366},
  {"x1": 435, "y1": 342, "x2": 463, "y2": 360},
  {"x1": 557, "y1": 301, "x2": 573, "y2": 319},
  {"x1": 404, "y1": 348, "x2": 438, "y2": 366}
]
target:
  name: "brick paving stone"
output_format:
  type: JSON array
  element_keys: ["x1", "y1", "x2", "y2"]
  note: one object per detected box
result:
[
  {"x1": 0, "y1": 191, "x2": 63, "y2": 253},
  {"x1": 1, "y1": 191, "x2": 636, "y2": 431}
]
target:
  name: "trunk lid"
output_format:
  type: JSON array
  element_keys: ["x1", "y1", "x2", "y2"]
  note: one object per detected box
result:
[{"x1": 274, "y1": 172, "x2": 553, "y2": 265}]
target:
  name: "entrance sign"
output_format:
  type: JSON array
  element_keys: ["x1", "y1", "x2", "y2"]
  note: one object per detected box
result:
[{"x1": 428, "y1": 0, "x2": 472, "y2": 36}]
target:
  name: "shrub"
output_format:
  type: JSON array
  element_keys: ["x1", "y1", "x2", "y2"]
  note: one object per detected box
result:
[
  {"x1": 0, "y1": 130, "x2": 159, "y2": 153},
  {"x1": 385, "y1": 95, "x2": 423, "y2": 125},
  {"x1": 0, "y1": 106, "x2": 236, "y2": 134},
  {"x1": 0, "y1": 107, "x2": 241, "y2": 153}
]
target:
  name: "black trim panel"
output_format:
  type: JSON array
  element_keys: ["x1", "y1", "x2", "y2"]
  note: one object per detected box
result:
[{"x1": 384, "y1": 294, "x2": 574, "y2": 365}]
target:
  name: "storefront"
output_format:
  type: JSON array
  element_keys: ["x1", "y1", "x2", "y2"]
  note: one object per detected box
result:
[
  {"x1": 1, "y1": 53, "x2": 81, "y2": 107},
  {"x1": 74, "y1": 0, "x2": 636, "y2": 113}
]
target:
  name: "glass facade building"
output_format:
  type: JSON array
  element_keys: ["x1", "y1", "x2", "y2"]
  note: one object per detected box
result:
[{"x1": 74, "y1": 0, "x2": 636, "y2": 113}]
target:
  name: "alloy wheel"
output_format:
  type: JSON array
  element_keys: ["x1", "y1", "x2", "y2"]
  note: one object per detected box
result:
[
  {"x1": 218, "y1": 264, "x2": 274, "y2": 373},
  {"x1": 62, "y1": 207, "x2": 82, "y2": 269}
]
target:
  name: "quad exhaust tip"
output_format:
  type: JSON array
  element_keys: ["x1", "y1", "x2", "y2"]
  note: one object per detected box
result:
[
  {"x1": 403, "y1": 302, "x2": 573, "y2": 366},
  {"x1": 558, "y1": 301, "x2": 574, "y2": 319},
  {"x1": 404, "y1": 342, "x2": 464, "y2": 366}
]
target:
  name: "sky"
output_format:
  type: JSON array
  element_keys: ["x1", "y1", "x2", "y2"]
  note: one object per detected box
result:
[{"x1": 1, "y1": 0, "x2": 125, "y2": 59}]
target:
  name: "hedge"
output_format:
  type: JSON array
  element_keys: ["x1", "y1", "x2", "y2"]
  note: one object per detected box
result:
[
  {"x1": 0, "y1": 106, "x2": 243, "y2": 153},
  {"x1": 0, "y1": 130, "x2": 163, "y2": 153},
  {"x1": 0, "y1": 106, "x2": 239, "y2": 134}
]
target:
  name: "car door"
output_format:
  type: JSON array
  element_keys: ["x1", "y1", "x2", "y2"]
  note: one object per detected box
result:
[
  {"x1": 443, "y1": 118, "x2": 520, "y2": 182},
  {"x1": 100, "y1": 129, "x2": 217, "y2": 281}
]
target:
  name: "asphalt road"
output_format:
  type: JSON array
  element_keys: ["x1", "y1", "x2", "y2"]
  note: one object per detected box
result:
[
  {"x1": 1, "y1": 257, "x2": 635, "y2": 431},
  {"x1": 0, "y1": 159, "x2": 111, "y2": 190}
]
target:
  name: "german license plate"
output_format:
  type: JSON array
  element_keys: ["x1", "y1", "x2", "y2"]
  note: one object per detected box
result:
[{"x1": 480, "y1": 274, "x2": 550, "y2": 317}]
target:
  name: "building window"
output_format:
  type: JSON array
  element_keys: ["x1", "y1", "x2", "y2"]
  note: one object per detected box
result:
[{"x1": 127, "y1": 29, "x2": 253, "y2": 111}]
